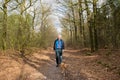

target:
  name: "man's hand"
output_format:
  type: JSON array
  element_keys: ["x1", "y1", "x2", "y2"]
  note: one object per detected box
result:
[{"x1": 62, "y1": 50, "x2": 65, "y2": 52}]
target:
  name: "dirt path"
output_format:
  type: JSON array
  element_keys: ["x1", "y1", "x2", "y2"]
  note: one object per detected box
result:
[
  {"x1": 0, "y1": 49, "x2": 119, "y2": 80},
  {"x1": 0, "y1": 49, "x2": 86, "y2": 80}
]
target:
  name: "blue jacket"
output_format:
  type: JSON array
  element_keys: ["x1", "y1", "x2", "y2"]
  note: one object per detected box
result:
[{"x1": 53, "y1": 39, "x2": 64, "y2": 50}]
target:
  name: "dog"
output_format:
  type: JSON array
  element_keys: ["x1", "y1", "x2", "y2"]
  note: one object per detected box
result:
[{"x1": 60, "y1": 62, "x2": 68, "y2": 74}]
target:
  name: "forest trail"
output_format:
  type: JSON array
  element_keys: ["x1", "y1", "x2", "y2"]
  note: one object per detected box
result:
[
  {"x1": 0, "y1": 49, "x2": 119, "y2": 80},
  {"x1": 0, "y1": 49, "x2": 86, "y2": 80}
]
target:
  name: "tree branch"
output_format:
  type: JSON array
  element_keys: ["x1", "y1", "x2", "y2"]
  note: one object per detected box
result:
[
  {"x1": 21, "y1": 0, "x2": 38, "y2": 15},
  {"x1": 0, "y1": 7, "x2": 3, "y2": 11}
]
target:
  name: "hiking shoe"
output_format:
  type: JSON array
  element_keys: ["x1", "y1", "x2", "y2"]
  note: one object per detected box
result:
[{"x1": 56, "y1": 64, "x2": 59, "y2": 67}]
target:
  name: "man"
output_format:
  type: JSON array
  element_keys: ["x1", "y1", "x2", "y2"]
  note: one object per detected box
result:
[{"x1": 53, "y1": 35, "x2": 65, "y2": 67}]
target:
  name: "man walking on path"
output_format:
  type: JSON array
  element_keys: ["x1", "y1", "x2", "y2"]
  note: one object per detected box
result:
[{"x1": 53, "y1": 35, "x2": 65, "y2": 67}]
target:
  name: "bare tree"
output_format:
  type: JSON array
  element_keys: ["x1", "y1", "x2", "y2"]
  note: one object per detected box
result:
[{"x1": 0, "y1": 0, "x2": 11, "y2": 50}]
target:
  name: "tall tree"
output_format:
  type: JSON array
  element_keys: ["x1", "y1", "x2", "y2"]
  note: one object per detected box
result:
[
  {"x1": 0, "y1": 0, "x2": 11, "y2": 50},
  {"x1": 84, "y1": 0, "x2": 94, "y2": 52},
  {"x1": 93, "y1": 0, "x2": 98, "y2": 50}
]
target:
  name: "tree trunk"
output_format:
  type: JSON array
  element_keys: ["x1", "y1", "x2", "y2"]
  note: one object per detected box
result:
[
  {"x1": 2, "y1": 0, "x2": 9, "y2": 50},
  {"x1": 78, "y1": 0, "x2": 83, "y2": 34},
  {"x1": 89, "y1": 22, "x2": 94, "y2": 52},
  {"x1": 93, "y1": 0, "x2": 98, "y2": 51},
  {"x1": 112, "y1": 9, "x2": 118, "y2": 49},
  {"x1": 84, "y1": 0, "x2": 94, "y2": 52},
  {"x1": 70, "y1": 0, "x2": 78, "y2": 41}
]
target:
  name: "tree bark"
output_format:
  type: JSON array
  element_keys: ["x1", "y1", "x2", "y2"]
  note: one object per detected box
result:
[
  {"x1": 70, "y1": 0, "x2": 78, "y2": 41},
  {"x1": 2, "y1": 0, "x2": 9, "y2": 50},
  {"x1": 93, "y1": 0, "x2": 98, "y2": 51},
  {"x1": 84, "y1": 0, "x2": 94, "y2": 52}
]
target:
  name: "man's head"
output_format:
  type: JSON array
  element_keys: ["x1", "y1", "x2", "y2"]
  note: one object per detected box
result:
[{"x1": 57, "y1": 34, "x2": 62, "y2": 40}]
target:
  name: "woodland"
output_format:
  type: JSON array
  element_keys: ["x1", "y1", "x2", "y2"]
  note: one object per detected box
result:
[{"x1": 0, "y1": 0, "x2": 120, "y2": 80}]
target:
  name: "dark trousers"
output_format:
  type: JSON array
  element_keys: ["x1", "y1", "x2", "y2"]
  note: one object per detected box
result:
[{"x1": 55, "y1": 49, "x2": 62, "y2": 65}]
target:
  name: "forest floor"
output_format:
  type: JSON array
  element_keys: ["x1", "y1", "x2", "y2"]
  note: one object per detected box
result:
[{"x1": 0, "y1": 48, "x2": 119, "y2": 80}]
